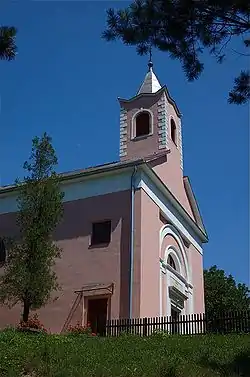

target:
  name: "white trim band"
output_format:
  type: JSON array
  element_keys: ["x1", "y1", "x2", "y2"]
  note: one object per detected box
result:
[{"x1": 136, "y1": 176, "x2": 203, "y2": 254}]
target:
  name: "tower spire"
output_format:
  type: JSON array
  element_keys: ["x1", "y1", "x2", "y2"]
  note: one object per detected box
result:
[{"x1": 137, "y1": 47, "x2": 161, "y2": 94}]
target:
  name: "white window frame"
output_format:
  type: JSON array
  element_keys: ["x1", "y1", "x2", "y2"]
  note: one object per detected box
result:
[{"x1": 131, "y1": 109, "x2": 154, "y2": 140}]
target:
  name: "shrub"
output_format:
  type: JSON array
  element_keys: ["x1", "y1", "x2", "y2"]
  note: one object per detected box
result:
[
  {"x1": 67, "y1": 321, "x2": 96, "y2": 336},
  {"x1": 18, "y1": 313, "x2": 47, "y2": 333}
]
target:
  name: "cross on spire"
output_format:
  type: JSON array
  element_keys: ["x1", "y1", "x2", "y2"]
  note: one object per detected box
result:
[{"x1": 148, "y1": 45, "x2": 153, "y2": 71}]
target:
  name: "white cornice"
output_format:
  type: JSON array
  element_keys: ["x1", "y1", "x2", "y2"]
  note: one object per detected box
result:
[
  {"x1": 118, "y1": 86, "x2": 182, "y2": 118},
  {"x1": 139, "y1": 164, "x2": 208, "y2": 244}
]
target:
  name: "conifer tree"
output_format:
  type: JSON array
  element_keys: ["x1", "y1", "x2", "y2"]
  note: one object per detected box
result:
[
  {"x1": 0, "y1": 133, "x2": 64, "y2": 322},
  {"x1": 103, "y1": 0, "x2": 250, "y2": 104}
]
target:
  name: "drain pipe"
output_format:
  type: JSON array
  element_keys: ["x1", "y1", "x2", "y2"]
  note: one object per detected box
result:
[{"x1": 129, "y1": 166, "x2": 137, "y2": 319}]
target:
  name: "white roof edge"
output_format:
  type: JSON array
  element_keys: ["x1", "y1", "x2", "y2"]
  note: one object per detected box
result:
[
  {"x1": 141, "y1": 164, "x2": 208, "y2": 243},
  {"x1": 183, "y1": 176, "x2": 207, "y2": 236}
]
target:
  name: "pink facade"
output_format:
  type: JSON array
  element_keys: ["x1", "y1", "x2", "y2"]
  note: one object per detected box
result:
[
  {"x1": 0, "y1": 62, "x2": 208, "y2": 333},
  {"x1": 139, "y1": 189, "x2": 160, "y2": 318},
  {"x1": 0, "y1": 190, "x2": 132, "y2": 332}
]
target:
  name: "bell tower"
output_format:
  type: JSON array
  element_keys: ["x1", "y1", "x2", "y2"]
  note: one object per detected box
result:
[
  {"x1": 118, "y1": 58, "x2": 193, "y2": 215},
  {"x1": 118, "y1": 58, "x2": 183, "y2": 170}
]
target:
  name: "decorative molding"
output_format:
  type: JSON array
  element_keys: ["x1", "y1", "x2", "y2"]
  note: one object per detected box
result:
[
  {"x1": 140, "y1": 165, "x2": 207, "y2": 243},
  {"x1": 183, "y1": 177, "x2": 206, "y2": 235},
  {"x1": 159, "y1": 258, "x2": 193, "y2": 289},
  {"x1": 159, "y1": 266, "x2": 163, "y2": 316},
  {"x1": 160, "y1": 223, "x2": 195, "y2": 315},
  {"x1": 178, "y1": 118, "x2": 183, "y2": 170},
  {"x1": 160, "y1": 225, "x2": 191, "y2": 283},
  {"x1": 165, "y1": 246, "x2": 182, "y2": 275},
  {"x1": 131, "y1": 108, "x2": 154, "y2": 140},
  {"x1": 136, "y1": 172, "x2": 203, "y2": 254},
  {"x1": 159, "y1": 224, "x2": 194, "y2": 316},
  {"x1": 157, "y1": 94, "x2": 168, "y2": 150},
  {"x1": 119, "y1": 108, "x2": 128, "y2": 158}
]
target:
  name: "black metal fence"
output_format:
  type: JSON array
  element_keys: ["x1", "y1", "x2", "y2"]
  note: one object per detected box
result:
[{"x1": 106, "y1": 311, "x2": 250, "y2": 336}]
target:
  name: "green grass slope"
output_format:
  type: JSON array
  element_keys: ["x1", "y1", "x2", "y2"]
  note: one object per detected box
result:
[{"x1": 0, "y1": 330, "x2": 249, "y2": 377}]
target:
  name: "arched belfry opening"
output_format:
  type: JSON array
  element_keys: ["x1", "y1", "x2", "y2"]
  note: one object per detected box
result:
[
  {"x1": 170, "y1": 118, "x2": 177, "y2": 145},
  {"x1": 134, "y1": 111, "x2": 151, "y2": 138}
]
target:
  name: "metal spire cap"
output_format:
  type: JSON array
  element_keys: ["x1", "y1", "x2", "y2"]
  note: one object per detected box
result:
[
  {"x1": 137, "y1": 49, "x2": 162, "y2": 95},
  {"x1": 148, "y1": 60, "x2": 154, "y2": 71}
]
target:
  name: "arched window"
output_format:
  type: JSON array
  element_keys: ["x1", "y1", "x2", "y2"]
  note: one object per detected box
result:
[
  {"x1": 0, "y1": 238, "x2": 6, "y2": 266},
  {"x1": 167, "y1": 254, "x2": 177, "y2": 270},
  {"x1": 135, "y1": 111, "x2": 151, "y2": 138},
  {"x1": 170, "y1": 118, "x2": 177, "y2": 145}
]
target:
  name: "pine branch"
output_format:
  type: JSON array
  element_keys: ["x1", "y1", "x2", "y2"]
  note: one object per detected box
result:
[
  {"x1": 228, "y1": 70, "x2": 250, "y2": 104},
  {"x1": 0, "y1": 26, "x2": 17, "y2": 61},
  {"x1": 103, "y1": 0, "x2": 250, "y2": 104}
]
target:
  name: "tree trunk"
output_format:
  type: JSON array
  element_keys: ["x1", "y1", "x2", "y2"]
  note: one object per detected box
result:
[{"x1": 22, "y1": 299, "x2": 30, "y2": 322}]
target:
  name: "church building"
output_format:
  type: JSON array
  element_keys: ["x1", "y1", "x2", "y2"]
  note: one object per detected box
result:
[{"x1": 0, "y1": 60, "x2": 208, "y2": 334}]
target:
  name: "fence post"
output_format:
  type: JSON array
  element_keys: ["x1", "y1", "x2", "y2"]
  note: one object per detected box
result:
[
  {"x1": 105, "y1": 319, "x2": 109, "y2": 337},
  {"x1": 143, "y1": 317, "x2": 148, "y2": 337}
]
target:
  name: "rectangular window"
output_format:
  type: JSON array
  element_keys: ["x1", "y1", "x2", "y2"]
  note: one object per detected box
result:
[{"x1": 91, "y1": 221, "x2": 111, "y2": 246}]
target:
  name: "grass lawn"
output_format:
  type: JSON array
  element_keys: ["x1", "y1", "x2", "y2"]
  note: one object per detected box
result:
[{"x1": 0, "y1": 329, "x2": 249, "y2": 377}]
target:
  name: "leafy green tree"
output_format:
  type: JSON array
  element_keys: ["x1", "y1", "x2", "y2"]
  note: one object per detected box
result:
[
  {"x1": 0, "y1": 133, "x2": 64, "y2": 322},
  {"x1": 103, "y1": 0, "x2": 250, "y2": 104},
  {"x1": 0, "y1": 26, "x2": 17, "y2": 60},
  {"x1": 204, "y1": 265, "x2": 250, "y2": 317}
]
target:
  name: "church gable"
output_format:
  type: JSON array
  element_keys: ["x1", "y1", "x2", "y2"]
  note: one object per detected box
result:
[{"x1": 183, "y1": 176, "x2": 207, "y2": 236}]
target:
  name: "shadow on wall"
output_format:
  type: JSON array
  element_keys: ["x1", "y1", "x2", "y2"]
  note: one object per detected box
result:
[
  {"x1": 53, "y1": 191, "x2": 130, "y2": 242},
  {"x1": 0, "y1": 201, "x2": 121, "y2": 243},
  {"x1": 0, "y1": 191, "x2": 131, "y2": 243}
]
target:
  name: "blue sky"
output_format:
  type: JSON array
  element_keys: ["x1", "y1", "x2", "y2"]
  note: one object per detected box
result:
[{"x1": 0, "y1": 1, "x2": 249, "y2": 285}]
